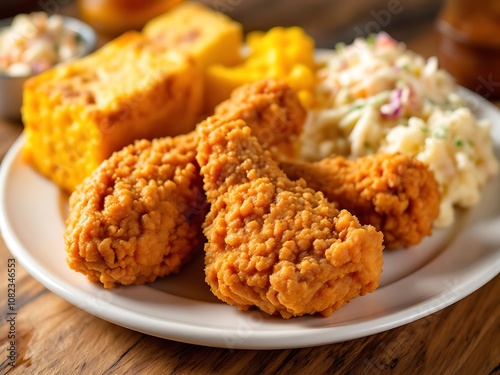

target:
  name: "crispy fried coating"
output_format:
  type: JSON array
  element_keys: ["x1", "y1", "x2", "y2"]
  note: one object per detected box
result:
[
  {"x1": 214, "y1": 78, "x2": 306, "y2": 158},
  {"x1": 281, "y1": 153, "x2": 441, "y2": 249},
  {"x1": 65, "y1": 134, "x2": 207, "y2": 288},
  {"x1": 65, "y1": 79, "x2": 306, "y2": 288},
  {"x1": 196, "y1": 118, "x2": 384, "y2": 318}
]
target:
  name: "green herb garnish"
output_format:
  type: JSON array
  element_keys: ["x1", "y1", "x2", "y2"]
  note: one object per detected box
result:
[
  {"x1": 335, "y1": 42, "x2": 346, "y2": 52},
  {"x1": 366, "y1": 34, "x2": 376, "y2": 46},
  {"x1": 432, "y1": 127, "x2": 448, "y2": 140}
]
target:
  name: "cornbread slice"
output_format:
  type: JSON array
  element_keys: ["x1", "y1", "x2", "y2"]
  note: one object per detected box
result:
[
  {"x1": 143, "y1": 2, "x2": 243, "y2": 112},
  {"x1": 22, "y1": 31, "x2": 203, "y2": 192},
  {"x1": 143, "y1": 2, "x2": 242, "y2": 70}
]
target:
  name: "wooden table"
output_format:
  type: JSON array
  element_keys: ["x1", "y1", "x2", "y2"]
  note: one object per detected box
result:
[{"x1": 0, "y1": 1, "x2": 499, "y2": 374}]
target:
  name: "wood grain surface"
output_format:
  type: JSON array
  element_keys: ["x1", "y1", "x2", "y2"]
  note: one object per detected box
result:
[{"x1": 0, "y1": 1, "x2": 499, "y2": 374}]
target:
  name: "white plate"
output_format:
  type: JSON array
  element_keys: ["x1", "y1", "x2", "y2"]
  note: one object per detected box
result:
[{"x1": 1, "y1": 89, "x2": 499, "y2": 350}]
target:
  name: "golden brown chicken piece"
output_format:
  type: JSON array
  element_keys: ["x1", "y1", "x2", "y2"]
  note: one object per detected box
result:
[
  {"x1": 65, "y1": 134, "x2": 206, "y2": 288},
  {"x1": 213, "y1": 78, "x2": 306, "y2": 159},
  {"x1": 281, "y1": 153, "x2": 441, "y2": 249},
  {"x1": 196, "y1": 118, "x2": 384, "y2": 318},
  {"x1": 65, "y1": 79, "x2": 306, "y2": 288}
]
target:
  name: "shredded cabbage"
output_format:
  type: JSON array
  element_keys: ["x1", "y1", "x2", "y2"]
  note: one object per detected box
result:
[{"x1": 301, "y1": 33, "x2": 499, "y2": 227}]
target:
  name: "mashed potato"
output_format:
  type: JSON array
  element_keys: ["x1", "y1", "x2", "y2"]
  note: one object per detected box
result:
[{"x1": 301, "y1": 33, "x2": 498, "y2": 227}]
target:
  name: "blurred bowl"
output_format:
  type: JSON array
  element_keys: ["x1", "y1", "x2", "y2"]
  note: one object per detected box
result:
[{"x1": 0, "y1": 15, "x2": 97, "y2": 121}]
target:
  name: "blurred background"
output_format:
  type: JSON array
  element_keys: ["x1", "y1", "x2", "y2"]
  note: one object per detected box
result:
[
  {"x1": 200, "y1": 0, "x2": 444, "y2": 49},
  {"x1": 1, "y1": 0, "x2": 499, "y2": 98},
  {"x1": 0, "y1": 0, "x2": 445, "y2": 49}
]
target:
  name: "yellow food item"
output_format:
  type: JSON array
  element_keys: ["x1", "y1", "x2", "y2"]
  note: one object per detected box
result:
[
  {"x1": 78, "y1": 0, "x2": 186, "y2": 37},
  {"x1": 143, "y1": 2, "x2": 242, "y2": 71},
  {"x1": 206, "y1": 26, "x2": 317, "y2": 111},
  {"x1": 22, "y1": 31, "x2": 203, "y2": 192},
  {"x1": 143, "y1": 2, "x2": 243, "y2": 112}
]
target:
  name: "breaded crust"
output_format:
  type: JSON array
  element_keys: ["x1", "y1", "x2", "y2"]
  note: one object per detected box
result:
[
  {"x1": 196, "y1": 118, "x2": 384, "y2": 318},
  {"x1": 65, "y1": 133, "x2": 207, "y2": 288},
  {"x1": 64, "y1": 79, "x2": 306, "y2": 288},
  {"x1": 214, "y1": 78, "x2": 306, "y2": 159},
  {"x1": 281, "y1": 153, "x2": 441, "y2": 249}
]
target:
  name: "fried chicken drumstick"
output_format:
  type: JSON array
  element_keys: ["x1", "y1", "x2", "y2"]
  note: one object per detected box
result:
[
  {"x1": 281, "y1": 153, "x2": 441, "y2": 249},
  {"x1": 196, "y1": 118, "x2": 384, "y2": 318},
  {"x1": 65, "y1": 79, "x2": 306, "y2": 288}
]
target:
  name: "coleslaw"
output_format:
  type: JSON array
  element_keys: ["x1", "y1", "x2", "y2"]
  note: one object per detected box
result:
[
  {"x1": 0, "y1": 12, "x2": 84, "y2": 76},
  {"x1": 301, "y1": 33, "x2": 498, "y2": 227}
]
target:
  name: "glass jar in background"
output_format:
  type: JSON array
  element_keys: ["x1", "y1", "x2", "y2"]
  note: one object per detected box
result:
[
  {"x1": 77, "y1": 0, "x2": 185, "y2": 37},
  {"x1": 436, "y1": 0, "x2": 500, "y2": 99}
]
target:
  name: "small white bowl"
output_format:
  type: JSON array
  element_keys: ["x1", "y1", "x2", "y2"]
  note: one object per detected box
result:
[{"x1": 0, "y1": 15, "x2": 97, "y2": 121}]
